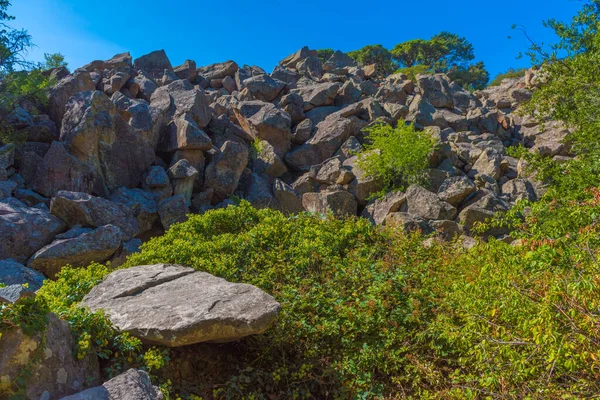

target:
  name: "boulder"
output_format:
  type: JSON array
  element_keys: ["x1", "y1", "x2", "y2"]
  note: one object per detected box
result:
[
  {"x1": 252, "y1": 140, "x2": 288, "y2": 178},
  {"x1": 134, "y1": 49, "x2": 173, "y2": 79},
  {"x1": 243, "y1": 75, "x2": 285, "y2": 102},
  {"x1": 323, "y1": 50, "x2": 357, "y2": 71},
  {"x1": 0, "y1": 260, "x2": 45, "y2": 291},
  {"x1": 0, "y1": 180, "x2": 16, "y2": 200},
  {"x1": 82, "y1": 264, "x2": 281, "y2": 346},
  {"x1": 168, "y1": 159, "x2": 198, "y2": 205},
  {"x1": 27, "y1": 225, "x2": 122, "y2": 278},
  {"x1": 50, "y1": 191, "x2": 139, "y2": 241},
  {"x1": 61, "y1": 369, "x2": 163, "y2": 400},
  {"x1": 302, "y1": 190, "x2": 357, "y2": 217},
  {"x1": 60, "y1": 91, "x2": 155, "y2": 193},
  {"x1": 468, "y1": 148, "x2": 503, "y2": 180},
  {"x1": 174, "y1": 59, "x2": 197, "y2": 81},
  {"x1": 244, "y1": 173, "x2": 280, "y2": 210},
  {"x1": 110, "y1": 238, "x2": 143, "y2": 268},
  {"x1": 157, "y1": 194, "x2": 189, "y2": 230},
  {"x1": 291, "y1": 82, "x2": 340, "y2": 111},
  {"x1": 279, "y1": 46, "x2": 317, "y2": 69},
  {"x1": 110, "y1": 187, "x2": 158, "y2": 234},
  {"x1": 197, "y1": 60, "x2": 238, "y2": 80},
  {"x1": 233, "y1": 101, "x2": 292, "y2": 157},
  {"x1": 406, "y1": 185, "x2": 457, "y2": 220},
  {"x1": 417, "y1": 74, "x2": 454, "y2": 109},
  {"x1": 0, "y1": 313, "x2": 101, "y2": 399},
  {"x1": 361, "y1": 191, "x2": 407, "y2": 225},
  {"x1": 383, "y1": 212, "x2": 432, "y2": 233},
  {"x1": 437, "y1": 176, "x2": 477, "y2": 207},
  {"x1": 48, "y1": 71, "x2": 96, "y2": 129},
  {"x1": 31, "y1": 141, "x2": 97, "y2": 197},
  {"x1": 273, "y1": 179, "x2": 303, "y2": 215},
  {"x1": 204, "y1": 141, "x2": 249, "y2": 203},
  {"x1": 0, "y1": 201, "x2": 66, "y2": 263},
  {"x1": 285, "y1": 115, "x2": 365, "y2": 171}
]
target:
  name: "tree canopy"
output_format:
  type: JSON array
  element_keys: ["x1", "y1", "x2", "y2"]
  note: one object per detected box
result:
[{"x1": 347, "y1": 44, "x2": 395, "y2": 76}]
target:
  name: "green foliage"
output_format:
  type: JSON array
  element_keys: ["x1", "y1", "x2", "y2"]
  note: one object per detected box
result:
[
  {"x1": 315, "y1": 48, "x2": 334, "y2": 63},
  {"x1": 357, "y1": 122, "x2": 435, "y2": 194},
  {"x1": 43, "y1": 52, "x2": 68, "y2": 70},
  {"x1": 347, "y1": 44, "x2": 395, "y2": 76},
  {"x1": 394, "y1": 64, "x2": 432, "y2": 81},
  {"x1": 489, "y1": 67, "x2": 527, "y2": 86},
  {"x1": 391, "y1": 32, "x2": 488, "y2": 89},
  {"x1": 447, "y1": 61, "x2": 490, "y2": 91}
]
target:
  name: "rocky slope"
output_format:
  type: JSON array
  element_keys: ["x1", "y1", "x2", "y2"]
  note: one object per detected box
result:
[{"x1": 0, "y1": 47, "x2": 572, "y2": 398}]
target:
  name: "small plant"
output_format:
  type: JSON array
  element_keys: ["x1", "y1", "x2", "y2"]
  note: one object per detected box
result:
[
  {"x1": 357, "y1": 122, "x2": 435, "y2": 194},
  {"x1": 489, "y1": 67, "x2": 527, "y2": 86}
]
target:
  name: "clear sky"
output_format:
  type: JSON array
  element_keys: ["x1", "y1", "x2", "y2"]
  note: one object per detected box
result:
[{"x1": 9, "y1": 0, "x2": 582, "y2": 79}]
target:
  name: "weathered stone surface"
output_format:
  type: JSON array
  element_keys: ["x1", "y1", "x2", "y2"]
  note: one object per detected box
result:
[
  {"x1": 82, "y1": 264, "x2": 281, "y2": 346},
  {"x1": 61, "y1": 369, "x2": 163, "y2": 400},
  {"x1": 279, "y1": 46, "x2": 317, "y2": 69},
  {"x1": 383, "y1": 212, "x2": 432, "y2": 233},
  {"x1": 110, "y1": 187, "x2": 158, "y2": 234},
  {"x1": 233, "y1": 101, "x2": 292, "y2": 157},
  {"x1": 243, "y1": 75, "x2": 285, "y2": 102},
  {"x1": 31, "y1": 141, "x2": 97, "y2": 197},
  {"x1": 0, "y1": 313, "x2": 101, "y2": 399},
  {"x1": 361, "y1": 191, "x2": 407, "y2": 225},
  {"x1": 273, "y1": 179, "x2": 303, "y2": 215},
  {"x1": 110, "y1": 238, "x2": 143, "y2": 268},
  {"x1": 197, "y1": 61, "x2": 238, "y2": 80},
  {"x1": 468, "y1": 148, "x2": 503, "y2": 180},
  {"x1": 60, "y1": 91, "x2": 155, "y2": 192},
  {"x1": 134, "y1": 50, "x2": 173, "y2": 79},
  {"x1": 437, "y1": 176, "x2": 477, "y2": 207},
  {"x1": 323, "y1": 50, "x2": 357, "y2": 72},
  {"x1": 244, "y1": 173, "x2": 280, "y2": 210},
  {"x1": 0, "y1": 202, "x2": 66, "y2": 263},
  {"x1": 174, "y1": 59, "x2": 197, "y2": 81},
  {"x1": 406, "y1": 185, "x2": 457, "y2": 220},
  {"x1": 292, "y1": 83, "x2": 340, "y2": 111},
  {"x1": 285, "y1": 115, "x2": 365, "y2": 171},
  {"x1": 0, "y1": 180, "x2": 16, "y2": 200},
  {"x1": 157, "y1": 194, "x2": 189, "y2": 230},
  {"x1": 27, "y1": 225, "x2": 122, "y2": 278},
  {"x1": 168, "y1": 159, "x2": 198, "y2": 205},
  {"x1": 204, "y1": 141, "x2": 249, "y2": 204},
  {"x1": 417, "y1": 74, "x2": 454, "y2": 109},
  {"x1": 302, "y1": 190, "x2": 357, "y2": 217},
  {"x1": 0, "y1": 260, "x2": 45, "y2": 291},
  {"x1": 48, "y1": 71, "x2": 96, "y2": 129},
  {"x1": 50, "y1": 191, "x2": 139, "y2": 241},
  {"x1": 252, "y1": 140, "x2": 288, "y2": 178}
]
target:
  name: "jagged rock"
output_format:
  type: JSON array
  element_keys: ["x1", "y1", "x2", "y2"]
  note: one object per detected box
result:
[
  {"x1": 0, "y1": 284, "x2": 35, "y2": 304},
  {"x1": 458, "y1": 194, "x2": 509, "y2": 234},
  {"x1": 50, "y1": 191, "x2": 139, "y2": 241},
  {"x1": 14, "y1": 188, "x2": 47, "y2": 207},
  {"x1": 244, "y1": 173, "x2": 280, "y2": 210},
  {"x1": 134, "y1": 50, "x2": 173, "y2": 79},
  {"x1": 361, "y1": 191, "x2": 407, "y2": 225},
  {"x1": 60, "y1": 91, "x2": 155, "y2": 193},
  {"x1": 323, "y1": 50, "x2": 357, "y2": 72},
  {"x1": 82, "y1": 264, "x2": 281, "y2": 346},
  {"x1": 417, "y1": 74, "x2": 454, "y2": 109},
  {"x1": 27, "y1": 224, "x2": 122, "y2": 278},
  {"x1": 335, "y1": 80, "x2": 362, "y2": 107},
  {"x1": 0, "y1": 313, "x2": 101, "y2": 399},
  {"x1": 61, "y1": 369, "x2": 163, "y2": 400},
  {"x1": 48, "y1": 71, "x2": 96, "y2": 128},
  {"x1": 430, "y1": 219, "x2": 461, "y2": 240},
  {"x1": 0, "y1": 180, "x2": 16, "y2": 200},
  {"x1": 302, "y1": 189, "x2": 357, "y2": 217},
  {"x1": 252, "y1": 140, "x2": 288, "y2": 178},
  {"x1": 291, "y1": 173, "x2": 317, "y2": 195},
  {"x1": 501, "y1": 178, "x2": 537, "y2": 203},
  {"x1": 110, "y1": 188, "x2": 158, "y2": 234},
  {"x1": 109, "y1": 238, "x2": 142, "y2": 269},
  {"x1": 292, "y1": 118, "x2": 313, "y2": 144},
  {"x1": 315, "y1": 156, "x2": 354, "y2": 185},
  {"x1": 168, "y1": 159, "x2": 198, "y2": 205},
  {"x1": 31, "y1": 141, "x2": 97, "y2": 197},
  {"x1": 151, "y1": 80, "x2": 211, "y2": 129},
  {"x1": 468, "y1": 148, "x2": 503, "y2": 180},
  {"x1": 134, "y1": 72, "x2": 158, "y2": 101},
  {"x1": 174, "y1": 59, "x2": 197, "y2": 81},
  {"x1": 285, "y1": 115, "x2": 366, "y2": 171},
  {"x1": 197, "y1": 60, "x2": 238, "y2": 80},
  {"x1": 233, "y1": 101, "x2": 292, "y2": 157},
  {"x1": 157, "y1": 194, "x2": 189, "y2": 230},
  {"x1": 273, "y1": 179, "x2": 303, "y2": 215},
  {"x1": 0, "y1": 201, "x2": 66, "y2": 263},
  {"x1": 343, "y1": 155, "x2": 384, "y2": 206},
  {"x1": 297, "y1": 56, "x2": 323, "y2": 80},
  {"x1": 292, "y1": 82, "x2": 340, "y2": 111},
  {"x1": 279, "y1": 46, "x2": 317, "y2": 69},
  {"x1": 142, "y1": 166, "x2": 172, "y2": 204},
  {"x1": 406, "y1": 185, "x2": 457, "y2": 220},
  {"x1": 437, "y1": 176, "x2": 477, "y2": 207},
  {"x1": 0, "y1": 260, "x2": 45, "y2": 291},
  {"x1": 383, "y1": 212, "x2": 432, "y2": 233},
  {"x1": 204, "y1": 141, "x2": 249, "y2": 203},
  {"x1": 243, "y1": 75, "x2": 286, "y2": 102}
]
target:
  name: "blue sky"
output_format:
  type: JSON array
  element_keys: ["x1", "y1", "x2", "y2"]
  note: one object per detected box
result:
[{"x1": 10, "y1": 0, "x2": 581, "y2": 79}]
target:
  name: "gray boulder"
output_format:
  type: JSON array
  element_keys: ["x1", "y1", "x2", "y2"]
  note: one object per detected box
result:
[
  {"x1": 0, "y1": 259, "x2": 45, "y2": 291},
  {"x1": 302, "y1": 190, "x2": 357, "y2": 217},
  {"x1": 157, "y1": 194, "x2": 189, "y2": 230},
  {"x1": 204, "y1": 141, "x2": 249, "y2": 203},
  {"x1": 60, "y1": 369, "x2": 163, "y2": 400},
  {"x1": 82, "y1": 264, "x2": 281, "y2": 346},
  {"x1": 233, "y1": 101, "x2": 292, "y2": 157},
  {"x1": 134, "y1": 50, "x2": 173, "y2": 79},
  {"x1": 406, "y1": 185, "x2": 457, "y2": 220}
]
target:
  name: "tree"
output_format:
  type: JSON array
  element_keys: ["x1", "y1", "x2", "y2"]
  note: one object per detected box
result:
[
  {"x1": 316, "y1": 48, "x2": 334, "y2": 63},
  {"x1": 391, "y1": 32, "x2": 488, "y2": 88},
  {"x1": 347, "y1": 44, "x2": 396, "y2": 76},
  {"x1": 0, "y1": 1, "x2": 53, "y2": 144},
  {"x1": 43, "y1": 52, "x2": 68, "y2": 70}
]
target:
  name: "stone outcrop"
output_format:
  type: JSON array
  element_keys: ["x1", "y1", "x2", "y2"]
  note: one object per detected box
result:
[
  {"x1": 82, "y1": 264, "x2": 281, "y2": 346},
  {"x1": 61, "y1": 369, "x2": 163, "y2": 400}
]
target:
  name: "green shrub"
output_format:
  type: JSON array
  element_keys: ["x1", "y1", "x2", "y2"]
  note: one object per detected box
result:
[
  {"x1": 489, "y1": 67, "x2": 527, "y2": 86},
  {"x1": 316, "y1": 48, "x2": 334, "y2": 63},
  {"x1": 357, "y1": 122, "x2": 436, "y2": 195},
  {"x1": 394, "y1": 64, "x2": 431, "y2": 81}
]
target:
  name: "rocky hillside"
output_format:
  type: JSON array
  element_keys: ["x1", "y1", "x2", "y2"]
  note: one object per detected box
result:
[{"x1": 0, "y1": 47, "x2": 569, "y2": 276}]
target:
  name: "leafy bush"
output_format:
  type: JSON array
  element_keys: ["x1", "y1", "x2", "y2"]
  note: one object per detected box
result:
[
  {"x1": 357, "y1": 122, "x2": 436, "y2": 195},
  {"x1": 489, "y1": 67, "x2": 527, "y2": 86},
  {"x1": 347, "y1": 44, "x2": 396, "y2": 76},
  {"x1": 316, "y1": 48, "x2": 334, "y2": 63},
  {"x1": 394, "y1": 64, "x2": 431, "y2": 81}
]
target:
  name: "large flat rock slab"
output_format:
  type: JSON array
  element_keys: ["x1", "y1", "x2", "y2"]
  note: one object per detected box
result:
[{"x1": 82, "y1": 264, "x2": 281, "y2": 347}]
